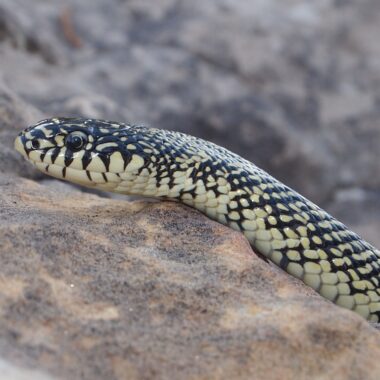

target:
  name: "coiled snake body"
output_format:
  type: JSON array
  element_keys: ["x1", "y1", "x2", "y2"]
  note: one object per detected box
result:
[{"x1": 15, "y1": 117, "x2": 380, "y2": 321}]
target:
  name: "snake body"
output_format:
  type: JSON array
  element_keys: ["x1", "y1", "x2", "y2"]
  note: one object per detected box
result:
[{"x1": 15, "y1": 117, "x2": 380, "y2": 321}]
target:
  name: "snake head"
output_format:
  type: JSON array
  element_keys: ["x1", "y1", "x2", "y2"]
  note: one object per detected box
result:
[{"x1": 14, "y1": 117, "x2": 150, "y2": 192}]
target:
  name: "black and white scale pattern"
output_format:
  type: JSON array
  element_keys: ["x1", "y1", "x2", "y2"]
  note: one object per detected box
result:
[{"x1": 14, "y1": 117, "x2": 380, "y2": 322}]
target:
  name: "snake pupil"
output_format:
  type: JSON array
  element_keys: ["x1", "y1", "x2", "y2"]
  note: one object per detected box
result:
[
  {"x1": 66, "y1": 133, "x2": 87, "y2": 152},
  {"x1": 31, "y1": 139, "x2": 40, "y2": 149}
]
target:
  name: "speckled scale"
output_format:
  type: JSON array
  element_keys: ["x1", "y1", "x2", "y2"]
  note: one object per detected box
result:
[{"x1": 15, "y1": 117, "x2": 380, "y2": 322}]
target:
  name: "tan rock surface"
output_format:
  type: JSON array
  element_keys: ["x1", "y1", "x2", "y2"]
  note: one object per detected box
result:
[{"x1": 1, "y1": 174, "x2": 380, "y2": 380}]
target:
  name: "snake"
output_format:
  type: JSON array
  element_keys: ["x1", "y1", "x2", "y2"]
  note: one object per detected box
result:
[{"x1": 14, "y1": 117, "x2": 380, "y2": 322}]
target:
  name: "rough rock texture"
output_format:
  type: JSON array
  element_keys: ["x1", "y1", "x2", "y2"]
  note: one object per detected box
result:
[
  {"x1": 1, "y1": 175, "x2": 380, "y2": 380},
  {"x1": 1, "y1": 0, "x2": 380, "y2": 379}
]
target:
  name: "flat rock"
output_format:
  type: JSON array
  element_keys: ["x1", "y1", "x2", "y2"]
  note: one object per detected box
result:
[{"x1": 1, "y1": 174, "x2": 380, "y2": 380}]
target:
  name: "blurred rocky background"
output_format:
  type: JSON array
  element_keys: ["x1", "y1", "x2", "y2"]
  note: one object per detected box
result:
[{"x1": 1, "y1": 0, "x2": 380, "y2": 379}]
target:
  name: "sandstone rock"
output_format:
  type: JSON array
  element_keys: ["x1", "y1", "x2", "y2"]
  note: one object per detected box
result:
[{"x1": 1, "y1": 174, "x2": 380, "y2": 380}]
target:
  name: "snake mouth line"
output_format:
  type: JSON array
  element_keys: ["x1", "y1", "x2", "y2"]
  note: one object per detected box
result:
[{"x1": 30, "y1": 159, "x2": 120, "y2": 188}]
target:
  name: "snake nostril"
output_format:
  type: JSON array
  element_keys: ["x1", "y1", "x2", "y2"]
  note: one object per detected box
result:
[{"x1": 31, "y1": 139, "x2": 40, "y2": 149}]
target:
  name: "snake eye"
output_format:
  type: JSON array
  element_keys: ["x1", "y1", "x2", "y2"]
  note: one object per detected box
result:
[
  {"x1": 31, "y1": 139, "x2": 40, "y2": 149},
  {"x1": 65, "y1": 132, "x2": 88, "y2": 152}
]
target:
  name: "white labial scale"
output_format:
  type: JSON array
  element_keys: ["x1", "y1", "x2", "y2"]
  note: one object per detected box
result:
[
  {"x1": 44, "y1": 163, "x2": 65, "y2": 180},
  {"x1": 90, "y1": 172, "x2": 106, "y2": 184},
  {"x1": 28, "y1": 150, "x2": 43, "y2": 163},
  {"x1": 105, "y1": 172, "x2": 121, "y2": 183},
  {"x1": 109, "y1": 152, "x2": 125, "y2": 173},
  {"x1": 52, "y1": 147, "x2": 70, "y2": 168},
  {"x1": 41, "y1": 150, "x2": 53, "y2": 164},
  {"x1": 86, "y1": 155, "x2": 107, "y2": 173},
  {"x1": 34, "y1": 161, "x2": 50, "y2": 174},
  {"x1": 67, "y1": 151, "x2": 85, "y2": 170},
  {"x1": 65, "y1": 167, "x2": 92, "y2": 184}
]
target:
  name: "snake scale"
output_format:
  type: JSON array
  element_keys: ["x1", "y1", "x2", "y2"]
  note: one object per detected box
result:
[{"x1": 14, "y1": 117, "x2": 380, "y2": 322}]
